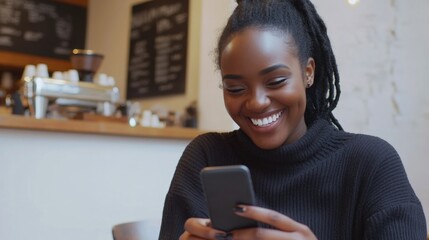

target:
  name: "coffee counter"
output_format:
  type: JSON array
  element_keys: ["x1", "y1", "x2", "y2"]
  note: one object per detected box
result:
[
  {"x1": 0, "y1": 114, "x2": 204, "y2": 139},
  {"x1": 0, "y1": 112, "x2": 197, "y2": 240}
]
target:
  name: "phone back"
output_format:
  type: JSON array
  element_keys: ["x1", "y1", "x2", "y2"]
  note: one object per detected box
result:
[{"x1": 200, "y1": 165, "x2": 257, "y2": 232}]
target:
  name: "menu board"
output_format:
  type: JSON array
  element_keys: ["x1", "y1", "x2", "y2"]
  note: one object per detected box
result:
[
  {"x1": 127, "y1": 0, "x2": 189, "y2": 100},
  {"x1": 0, "y1": 0, "x2": 86, "y2": 60}
]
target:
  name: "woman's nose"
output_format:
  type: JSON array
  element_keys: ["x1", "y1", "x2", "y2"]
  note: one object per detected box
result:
[{"x1": 245, "y1": 88, "x2": 270, "y2": 112}]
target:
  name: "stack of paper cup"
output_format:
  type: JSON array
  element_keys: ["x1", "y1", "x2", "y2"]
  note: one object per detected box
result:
[
  {"x1": 95, "y1": 73, "x2": 116, "y2": 86},
  {"x1": 52, "y1": 71, "x2": 64, "y2": 80},
  {"x1": 68, "y1": 69, "x2": 80, "y2": 82},
  {"x1": 96, "y1": 73, "x2": 107, "y2": 85},
  {"x1": 36, "y1": 64, "x2": 49, "y2": 78},
  {"x1": 23, "y1": 63, "x2": 49, "y2": 79},
  {"x1": 22, "y1": 65, "x2": 36, "y2": 79},
  {"x1": 140, "y1": 110, "x2": 152, "y2": 127}
]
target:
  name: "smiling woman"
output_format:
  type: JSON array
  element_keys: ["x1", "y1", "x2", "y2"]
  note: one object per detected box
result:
[{"x1": 158, "y1": 0, "x2": 427, "y2": 239}]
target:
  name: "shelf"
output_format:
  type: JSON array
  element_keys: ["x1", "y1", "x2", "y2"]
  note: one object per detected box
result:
[
  {"x1": 0, "y1": 114, "x2": 204, "y2": 140},
  {"x1": 0, "y1": 51, "x2": 72, "y2": 72}
]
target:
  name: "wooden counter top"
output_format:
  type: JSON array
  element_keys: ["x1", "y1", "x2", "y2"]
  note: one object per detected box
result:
[{"x1": 0, "y1": 115, "x2": 205, "y2": 140}]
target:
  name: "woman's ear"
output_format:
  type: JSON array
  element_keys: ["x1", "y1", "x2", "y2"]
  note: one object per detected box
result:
[{"x1": 305, "y1": 58, "x2": 315, "y2": 88}]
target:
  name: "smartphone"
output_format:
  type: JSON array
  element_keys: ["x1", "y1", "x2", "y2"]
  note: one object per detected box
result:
[{"x1": 200, "y1": 165, "x2": 258, "y2": 232}]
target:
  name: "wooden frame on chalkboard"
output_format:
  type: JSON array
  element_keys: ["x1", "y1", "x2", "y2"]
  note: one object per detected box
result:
[
  {"x1": 0, "y1": 0, "x2": 87, "y2": 72},
  {"x1": 126, "y1": 0, "x2": 190, "y2": 100},
  {"x1": 55, "y1": 0, "x2": 88, "y2": 7}
]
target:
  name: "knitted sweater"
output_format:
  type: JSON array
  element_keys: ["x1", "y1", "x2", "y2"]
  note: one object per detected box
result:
[{"x1": 159, "y1": 119, "x2": 427, "y2": 239}]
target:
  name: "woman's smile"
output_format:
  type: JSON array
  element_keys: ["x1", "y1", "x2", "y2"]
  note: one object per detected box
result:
[{"x1": 249, "y1": 110, "x2": 283, "y2": 127}]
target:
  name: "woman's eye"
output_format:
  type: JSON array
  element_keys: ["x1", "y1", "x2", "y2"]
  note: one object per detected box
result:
[
  {"x1": 221, "y1": 81, "x2": 246, "y2": 94},
  {"x1": 267, "y1": 78, "x2": 287, "y2": 87},
  {"x1": 225, "y1": 87, "x2": 245, "y2": 94}
]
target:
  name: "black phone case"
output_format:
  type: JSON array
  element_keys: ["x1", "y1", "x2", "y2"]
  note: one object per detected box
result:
[{"x1": 200, "y1": 165, "x2": 258, "y2": 232}]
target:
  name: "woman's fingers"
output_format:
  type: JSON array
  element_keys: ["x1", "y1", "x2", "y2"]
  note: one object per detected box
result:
[
  {"x1": 180, "y1": 231, "x2": 214, "y2": 240},
  {"x1": 179, "y1": 231, "x2": 201, "y2": 240},
  {"x1": 235, "y1": 205, "x2": 304, "y2": 231},
  {"x1": 234, "y1": 205, "x2": 316, "y2": 237},
  {"x1": 182, "y1": 218, "x2": 227, "y2": 239},
  {"x1": 232, "y1": 227, "x2": 316, "y2": 240}
]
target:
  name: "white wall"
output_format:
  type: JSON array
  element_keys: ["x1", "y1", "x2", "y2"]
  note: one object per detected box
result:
[
  {"x1": 0, "y1": 129, "x2": 189, "y2": 240},
  {"x1": 312, "y1": 0, "x2": 429, "y2": 222},
  {"x1": 197, "y1": 0, "x2": 236, "y2": 131}
]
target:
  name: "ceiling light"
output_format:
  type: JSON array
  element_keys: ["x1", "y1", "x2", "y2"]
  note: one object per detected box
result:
[{"x1": 347, "y1": 0, "x2": 360, "y2": 5}]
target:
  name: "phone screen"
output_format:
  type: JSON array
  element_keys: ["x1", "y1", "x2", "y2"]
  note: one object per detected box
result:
[{"x1": 200, "y1": 165, "x2": 258, "y2": 232}]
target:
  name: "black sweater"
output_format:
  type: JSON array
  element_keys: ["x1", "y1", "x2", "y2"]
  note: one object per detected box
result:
[{"x1": 159, "y1": 119, "x2": 427, "y2": 239}]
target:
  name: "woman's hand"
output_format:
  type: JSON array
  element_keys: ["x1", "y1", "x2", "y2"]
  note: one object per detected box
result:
[
  {"x1": 230, "y1": 205, "x2": 317, "y2": 240},
  {"x1": 179, "y1": 218, "x2": 228, "y2": 240},
  {"x1": 179, "y1": 206, "x2": 317, "y2": 240}
]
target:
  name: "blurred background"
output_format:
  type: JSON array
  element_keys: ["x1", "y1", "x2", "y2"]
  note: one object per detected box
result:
[{"x1": 0, "y1": 0, "x2": 427, "y2": 239}]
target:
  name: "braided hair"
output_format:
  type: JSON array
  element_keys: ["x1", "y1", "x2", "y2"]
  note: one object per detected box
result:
[{"x1": 216, "y1": 0, "x2": 343, "y2": 130}]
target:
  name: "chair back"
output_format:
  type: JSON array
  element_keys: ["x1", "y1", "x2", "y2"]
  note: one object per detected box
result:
[{"x1": 112, "y1": 220, "x2": 160, "y2": 240}]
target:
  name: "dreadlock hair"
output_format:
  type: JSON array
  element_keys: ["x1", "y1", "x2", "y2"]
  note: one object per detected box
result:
[{"x1": 216, "y1": 0, "x2": 343, "y2": 130}]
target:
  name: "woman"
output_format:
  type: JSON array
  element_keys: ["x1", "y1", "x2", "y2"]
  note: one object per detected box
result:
[{"x1": 159, "y1": 0, "x2": 427, "y2": 239}]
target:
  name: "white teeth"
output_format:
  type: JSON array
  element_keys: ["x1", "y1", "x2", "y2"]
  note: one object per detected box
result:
[{"x1": 250, "y1": 111, "x2": 282, "y2": 127}]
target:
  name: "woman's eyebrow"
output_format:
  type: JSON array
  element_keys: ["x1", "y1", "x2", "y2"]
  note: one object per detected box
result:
[
  {"x1": 259, "y1": 64, "x2": 290, "y2": 75},
  {"x1": 222, "y1": 74, "x2": 242, "y2": 80},
  {"x1": 222, "y1": 64, "x2": 289, "y2": 80}
]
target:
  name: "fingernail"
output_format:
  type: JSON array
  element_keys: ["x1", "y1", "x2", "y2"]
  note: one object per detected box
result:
[{"x1": 233, "y1": 206, "x2": 246, "y2": 213}]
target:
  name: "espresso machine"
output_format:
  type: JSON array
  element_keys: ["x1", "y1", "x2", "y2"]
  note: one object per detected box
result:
[{"x1": 22, "y1": 49, "x2": 120, "y2": 119}]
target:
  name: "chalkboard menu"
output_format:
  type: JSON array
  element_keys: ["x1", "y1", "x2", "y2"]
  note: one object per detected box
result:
[
  {"x1": 0, "y1": 0, "x2": 86, "y2": 60},
  {"x1": 127, "y1": 0, "x2": 189, "y2": 100}
]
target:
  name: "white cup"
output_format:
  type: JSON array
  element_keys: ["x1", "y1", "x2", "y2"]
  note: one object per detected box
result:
[
  {"x1": 95, "y1": 73, "x2": 108, "y2": 85},
  {"x1": 107, "y1": 76, "x2": 116, "y2": 86},
  {"x1": 102, "y1": 102, "x2": 115, "y2": 116},
  {"x1": 36, "y1": 63, "x2": 49, "y2": 78},
  {"x1": 52, "y1": 71, "x2": 64, "y2": 80},
  {"x1": 22, "y1": 64, "x2": 36, "y2": 79},
  {"x1": 68, "y1": 69, "x2": 80, "y2": 82},
  {"x1": 140, "y1": 110, "x2": 152, "y2": 127},
  {"x1": 151, "y1": 114, "x2": 160, "y2": 127}
]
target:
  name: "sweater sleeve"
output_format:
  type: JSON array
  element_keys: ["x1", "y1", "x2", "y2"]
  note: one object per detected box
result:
[
  {"x1": 364, "y1": 202, "x2": 427, "y2": 240},
  {"x1": 158, "y1": 134, "x2": 214, "y2": 240},
  {"x1": 359, "y1": 137, "x2": 427, "y2": 239}
]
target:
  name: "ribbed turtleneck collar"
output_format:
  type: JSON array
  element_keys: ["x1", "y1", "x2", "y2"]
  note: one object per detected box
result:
[{"x1": 232, "y1": 119, "x2": 342, "y2": 166}]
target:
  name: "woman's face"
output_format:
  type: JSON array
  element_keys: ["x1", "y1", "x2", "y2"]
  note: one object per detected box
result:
[{"x1": 220, "y1": 28, "x2": 314, "y2": 149}]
